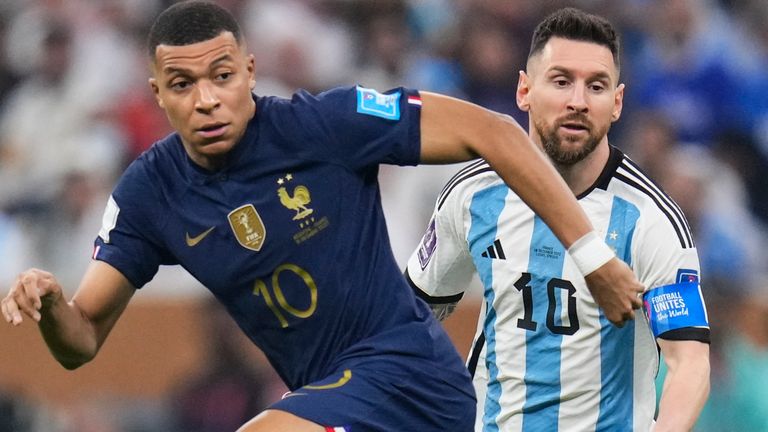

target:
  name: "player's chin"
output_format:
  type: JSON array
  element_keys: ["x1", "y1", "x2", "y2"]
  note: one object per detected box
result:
[
  {"x1": 196, "y1": 138, "x2": 237, "y2": 156},
  {"x1": 556, "y1": 137, "x2": 589, "y2": 153}
]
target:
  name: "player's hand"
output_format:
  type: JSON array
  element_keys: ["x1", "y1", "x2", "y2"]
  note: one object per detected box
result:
[
  {"x1": 2, "y1": 268, "x2": 64, "y2": 326},
  {"x1": 584, "y1": 258, "x2": 644, "y2": 327}
]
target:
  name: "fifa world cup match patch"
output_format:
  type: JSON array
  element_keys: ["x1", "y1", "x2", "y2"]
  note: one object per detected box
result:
[
  {"x1": 676, "y1": 268, "x2": 699, "y2": 283},
  {"x1": 643, "y1": 281, "x2": 709, "y2": 338},
  {"x1": 417, "y1": 217, "x2": 438, "y2": 270},
  {"x1": 356, "y1": 86, "x2": 401, "y2": 120}
]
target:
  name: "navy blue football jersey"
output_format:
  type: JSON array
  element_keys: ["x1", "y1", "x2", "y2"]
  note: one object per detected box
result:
[{"x1": 94, "y1": 86, "x2": 468, "y2": 393}]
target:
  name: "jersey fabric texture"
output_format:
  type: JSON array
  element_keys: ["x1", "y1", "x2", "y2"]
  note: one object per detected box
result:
[
  {"x1": 94, "y1": 86, "x2": 475, "y2": 430},
  {"x1": 406, "y1": 146, "x2": 709, "y2": 432}
]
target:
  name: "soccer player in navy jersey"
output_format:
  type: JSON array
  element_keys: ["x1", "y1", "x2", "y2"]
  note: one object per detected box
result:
[
  {"x1": 2, "y1": 2, "x2": 644, "y2": 431},
  {"x1": 407, "y1": 8, "x2": 710, "y2": 431}
]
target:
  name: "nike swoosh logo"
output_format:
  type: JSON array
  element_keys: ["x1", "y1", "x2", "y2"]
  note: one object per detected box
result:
[
  {"x1": 303, "y1": 369, "x2": 352, "y2": 390},
  {"x1": 185, "y1": 227, "x2": 215, "y2": 247},
  {"x1": 281, "y1": 392, "x2": 307, "y2": 399}
]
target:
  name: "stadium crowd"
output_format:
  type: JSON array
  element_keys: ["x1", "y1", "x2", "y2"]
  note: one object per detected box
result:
[{"x1": 1, "y1": 0, "x2": 767, "y2": 430}]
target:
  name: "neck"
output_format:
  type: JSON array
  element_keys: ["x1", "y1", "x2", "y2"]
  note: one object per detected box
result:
[{"x1": 553, "y1": 140, "x2": 610, "y2": 196}]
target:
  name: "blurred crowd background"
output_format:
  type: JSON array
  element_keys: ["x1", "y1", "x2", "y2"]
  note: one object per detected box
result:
[{"x1": 1, "y1": 0, "x2": 767, "y2": 430}]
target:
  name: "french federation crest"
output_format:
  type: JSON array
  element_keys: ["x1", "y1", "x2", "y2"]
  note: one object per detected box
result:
[
  {"x1": 228, "y1": 204, "x2": 266, "y2": 251},
  {"x1": 276, "y1": 173, "x2": 329, "y2": 244}
]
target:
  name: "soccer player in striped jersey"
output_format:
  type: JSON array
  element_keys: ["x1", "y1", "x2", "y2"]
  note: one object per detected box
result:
[{"x1": 407, "y1": 8, "x2": 710, "y2": 432}]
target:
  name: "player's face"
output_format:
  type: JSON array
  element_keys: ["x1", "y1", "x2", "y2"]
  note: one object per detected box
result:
[
  {"x1": 150, "y1": 32, "x2": 256, "y2": 170},
  {"x1": 517, "y1": 37, "x2": 624, "y2": 166}
]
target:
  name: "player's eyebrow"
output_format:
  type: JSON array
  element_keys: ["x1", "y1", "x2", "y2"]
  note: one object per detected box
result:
[
  {"x1": 548, "y1": 66, "x2": 612, "y2": 83},
  {"x1": 163, "y1": 53, "x2": 236, "y2": 75}
]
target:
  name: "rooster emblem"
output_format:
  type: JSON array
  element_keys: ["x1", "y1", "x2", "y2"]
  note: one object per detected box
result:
[{"x1": 278, "y1": 185, "x2": 314, "y2": 220}]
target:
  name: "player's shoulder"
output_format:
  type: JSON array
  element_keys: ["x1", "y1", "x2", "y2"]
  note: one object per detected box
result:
[
  {"x1": 258, "y1": 86, "x2": 356, "y2": 112},
  {"x1": 434, "y1": 159, "x2": 502, "y2": 211},
  {"x1": 607, "y1": 148, "x2": 695, "y2": 249},
  {"x1": 116, "y1": 132, "x2": 184, "y2": 196},
  {"x1": 254, "y1": 88, "x2": 355, "y2": 137},
  {"x1": 130, "y1": 133, "x2": 181, "y2": 171}
]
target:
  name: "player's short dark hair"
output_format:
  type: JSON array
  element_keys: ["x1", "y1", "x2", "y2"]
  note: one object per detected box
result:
[
  {"x1": 147, "y1": 0, "x2": 242, "y2": 59},
  {"x1": 528, "y1": 7, "x2": 620, "y2": 72}
]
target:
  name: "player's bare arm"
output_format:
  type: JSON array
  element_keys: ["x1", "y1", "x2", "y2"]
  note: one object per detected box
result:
[
  {"x1": 655, "y1": 339, "x2": 710, "y2": 432},
  {"x1": 2, "y1": 261, "x2": 135, "y2": 369},
  {"x1": 418, "y1": 91, "x2": 643, "y2": 325}
]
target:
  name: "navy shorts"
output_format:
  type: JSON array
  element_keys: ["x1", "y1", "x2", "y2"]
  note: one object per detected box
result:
[{"x1": 270, "y1": 355, "x2": 476, "y2": 431}]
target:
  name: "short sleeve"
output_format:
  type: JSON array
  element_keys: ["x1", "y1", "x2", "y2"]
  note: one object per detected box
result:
[
  {"x1": 632, "y1": 213, "x2": 702, "y2": 290},
  {"x1": 93, "y1": 159, "x2": 174, "y2": 288},
  {"x1": 632, "y1": 211, "x2": 710, "y2": 341},
  {"x1": 405, "y1": 170, "x2": 478, "y2": 299}
]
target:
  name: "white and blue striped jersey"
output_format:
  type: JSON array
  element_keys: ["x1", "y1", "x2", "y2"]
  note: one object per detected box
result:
[{"x1": 406, "y1": 146, "x2": 709, "y2": 431}]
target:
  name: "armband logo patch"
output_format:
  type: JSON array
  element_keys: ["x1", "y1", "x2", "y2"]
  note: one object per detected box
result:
[
  {"x1": 643, "y1": 281, "x2": 709, "y2": 338},
  {"x1": 356, "y1": 86, "x2": 401, "y2": 120},
  {"x1": 676, "y1": 268, "x2": 699, "y2": 283},
  {"x1": 417, "y1": 217, "x2": 438, "y2": 270}
]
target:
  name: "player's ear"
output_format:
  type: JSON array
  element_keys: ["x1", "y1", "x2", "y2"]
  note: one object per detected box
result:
[
  {"x1": 148, "y1": 78, "x2": 164, "y2": 109},
  {"x1": 516, "y1": 70, "x2": 531, "y2": 112},
  {"x1": 246, "y1": 54, "x2": 256, "y2": 90},
  {"x1": 611, "y1": 83, "x2": 625, "y2": 122}
]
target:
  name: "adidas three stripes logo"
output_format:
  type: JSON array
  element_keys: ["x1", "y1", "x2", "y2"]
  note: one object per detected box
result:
[{"x1": 481, "y1": 239, "x2": 506, "y2": 259}]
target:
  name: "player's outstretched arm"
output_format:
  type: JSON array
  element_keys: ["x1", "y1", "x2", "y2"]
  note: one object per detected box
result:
[
  {"x1": 655, "y1": 339, "x2": 710, "y2": 432},
  {"x1": 1, "y1": 261, "x2": 135, "y2": 369},
  {"x1": 418, "y1": 91, "x2": 643, "y2": 325}
]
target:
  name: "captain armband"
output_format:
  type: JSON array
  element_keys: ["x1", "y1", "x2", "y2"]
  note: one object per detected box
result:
[{"x1": 643, "y1": 282, "x2": 709, "y2": 338}]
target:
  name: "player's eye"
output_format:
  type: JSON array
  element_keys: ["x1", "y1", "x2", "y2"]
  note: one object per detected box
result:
[
  {"x1": 216, "y1": 72, "x2": 233, "y2": 81},
  {"x1": 554, "y1": 79, "x2": 570, "y2": 88},
  {"x1": 589, "y1": 83, "x2": 606, "y2": 92},
  {"x1": 171, "y1": 80, "x2": 191, "y2": 91}
]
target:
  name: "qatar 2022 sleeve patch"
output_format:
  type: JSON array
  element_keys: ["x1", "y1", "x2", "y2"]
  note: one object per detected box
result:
[
  {"x1": 356, "y1": 86, "x2": 401, "y2": 120},
  {"x1": 643, "y1": 281, "x2": 709, "y2": 338},
  {"x1": 417, "y1": 217, "x2": 438, "y2": 270}
]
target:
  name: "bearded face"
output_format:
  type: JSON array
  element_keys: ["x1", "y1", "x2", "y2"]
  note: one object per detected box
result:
[
  {"x1": 519, "y1": 37, "x2": 623, "y2": 167},
  {"x1": 534, "y1": 111, "x2": 609, "y2": 166}
]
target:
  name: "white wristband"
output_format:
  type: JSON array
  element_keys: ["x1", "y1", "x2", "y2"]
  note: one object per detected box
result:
[{"x1": 568, "y1": 231, "x2": 615, "y2": 276}]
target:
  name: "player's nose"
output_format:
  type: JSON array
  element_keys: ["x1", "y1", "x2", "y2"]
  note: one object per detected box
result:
[
  {"x1": 195, "y1": 80, "x2": 220, "y2": 112},
  {"x1": 566, "y1": 84, "x2": 588, "y2": 113}
]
